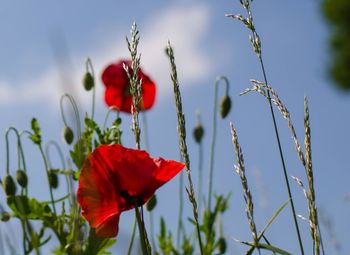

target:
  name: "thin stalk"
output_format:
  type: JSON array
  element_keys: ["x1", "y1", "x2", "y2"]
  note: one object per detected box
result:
[
  {"x1": 85, "y1": 58, "x2": 96, "y2": 121},
  {"x1": 166, "y1": 42, "x2": 203, "y2": 255},
  {"x1": 207, "y1": 76, "x2": 229, "y2": 210},
  {"x1": 38, "y1": 145, "x2": 57, "y2": 215},
  {"x1": 45, "y1": 141, "x2": 69, "y2": 195},
  {"x1": 197, "y1": 141, "x2": 203, "y2": 216},
  {"x1": 127, "y1": 218, "x2": 137, "y2": 255},
  {"x1": 177, "y1": 170, "x2": 184, "y2": 248},
  {"x1": 135, "y1": 207, "x2": 151, "y2": 255},
  {"x1": 258, "y1": 55, "x2": 304, "y2": 255},
  {"x1": 141, "y1": 113, "x2": 156, "y2": 252},
  {"x1": 103, "y1": 107, "x2": 119, "y2": 130}
]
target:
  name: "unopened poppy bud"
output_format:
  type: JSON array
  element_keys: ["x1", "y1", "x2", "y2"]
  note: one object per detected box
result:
[
  {"x1": 3, "y1": 175, "x2": 16, "y2": 196},
  {"x1": 82, "y1": 72, "x2": 94, "y2": 91},
  {"x1": 16, "y1": 169, "x2": 28, "y2": 188},
  {"x1": 63, "y1": 126, "x2": 74, "y2": 145},
  {"x1": 220, "y1": 95, "x2": 232, "y2": 118},
  {"x1": 218, "y1": 237, "x2": 227, "y2": 254},
  {"x1": 0, "y1": 211, "x2": 10, "y2": 222},
  {"x1": 48, "y1": 170, "x2": 59, "y2": 189},
  {"x1": 193, "y1": 124, "x2": 204, "y2": 144},
  {"x1": 146, "y1": 195, "x2": 157, "y2": 211}
]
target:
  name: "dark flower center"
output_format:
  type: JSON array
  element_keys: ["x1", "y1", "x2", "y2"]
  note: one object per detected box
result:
[{"x1": 120, "y1": 190, "x2": 143, "y2": 207}]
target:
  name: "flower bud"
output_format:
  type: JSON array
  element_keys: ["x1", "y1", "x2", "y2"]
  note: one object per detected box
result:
[
  {"x1": 3, "y1": 175, "x2": 16, "y2": 196},
  {"x1": 48, "y1": 170, "x2": 59, "y2": 189},
  {"x1": 63, "y1": 126, "x2": 74, "y2": 145},
  {"x1": 82, "y1": 72, "x2": 94, "y2": 91},
  {"x1": 218, "y1": 237, "x2": 227, "y2": 254},
  {"x1": 0, "y1": 211, "x2": 10, "y2": 222},
  {"x1": 193, "y1": 124, "x2": 204, "y2": 144},
  {"x1": 16, "y1": 169, "x2": 28, "y2": 188},
  {"x1": 146, "y1": 195, "x2": 157, "y2": 211},
  {"x1": 220, "y1": 95, "x2": 232, "y2": 118}
]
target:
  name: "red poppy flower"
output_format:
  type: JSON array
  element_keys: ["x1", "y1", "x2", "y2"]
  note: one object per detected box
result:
[
  {"x1": 101, "y1": 60, "x2": 156, "y2": 113},
  {"x1": 77, "y1": 144, "x2": 185, "y2": 238}
]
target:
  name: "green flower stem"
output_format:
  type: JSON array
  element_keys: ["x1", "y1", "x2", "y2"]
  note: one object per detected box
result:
[
  {"x1": 135, "y1": 206, "x2": 151, "y2": 255},
  {"x1": 257, "y1": 55, "x2": 304, "y2": 255},
  {"x1": 85, "y1": 58, "x2": 96, "y2": 121},
  {"x1": 127, "y1": 218, "x2": 137, "y2": 255},
  {"x1": 60, "y1": 94, "x2": 82, "y2": 140},
  {"x1": 5, "y1": 128, "x2": 28, "y2": 196},
  {"x1": 38, "y1": 145, "x2": 57, "y2": 215},
  {"x1": 141, "y1": 112, "x2": 156, "y2": 252},
  {"x1": 45, "y1": 141, "x2": 70, "y2": 195},
  {"x1": 177, "y1": 168, "x2": 184, "y2": 248},
  {"x1": 207, "y1": 76, "x2": 229, "y2": 210},
  {"x1": 103, "y1": 106, "x2": 119, "y2": 130},
  {"x1": 197, "y1": 138, "x2": 203, "y2": 215}
]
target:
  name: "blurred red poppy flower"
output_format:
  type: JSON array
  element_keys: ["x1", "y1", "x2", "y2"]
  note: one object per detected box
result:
[
  {"x1": 77, "y1": 144, "x2": 185, "y2": 238},
  {"x1": 101, "y1": 60, "x2": 156, "y2": 113}
]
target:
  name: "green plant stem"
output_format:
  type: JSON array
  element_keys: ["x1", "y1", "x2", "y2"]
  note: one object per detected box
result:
[
  {"x1": 135, "y1": 207, "x2": 151, "y2": 255},
  {"x1": 257, "y1": 55, "x2": 305, "y2": 255},
  {"x1": 86, "y1": 58, "x2": 96, "y2": 121},
  {"x1": 38, "y1": 145, "x2": 57, "y2": 215},
  {"x1": 45, "y1": 141, "x2": 69, "y2": 196},
  {"x1": 207, "y1": 81, "x2": 218, "y2": 211},
  {"x1": 207, "y1": 76, "x2": 229, "y2": 210},
  {"x1": 177, "y1": 169, "x2": 184, "y2": 248},
  {"x1": 197, "y1": 141, "x2": 203, "y2": 216},
  {"x1": 127, "y1": 218, "x2": 137, "y2": 255}
]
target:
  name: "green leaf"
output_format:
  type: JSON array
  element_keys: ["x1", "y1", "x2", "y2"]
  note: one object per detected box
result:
[
  {"x1": 84, "y1": 228, "x2": 116, "y2": 255},
  {"x1": 246, "y1": 199, "x2": 290, "y2": 255},
  {"x1": 7, "y1": 195, "x2": 53, "y2": 220}
]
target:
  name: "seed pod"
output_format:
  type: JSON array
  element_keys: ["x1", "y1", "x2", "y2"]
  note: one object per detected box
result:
[
  {"x1": 220, "y1": 95, "x2": 232, "y2": 119},
  {"x1": 48, "y1": 170, "x2": 59, "y2": 189},
  {"x1": 63, "y1": 126, "x2": 74, "y2": 145},
  {"x1": 146, "y1": 195, "x2": 157, "y2": 211},
  {"x1": 218, "y1": 237, "x2": 227, "y2": 254},
  {"x1": 0, "y1": 211, "x2": 10, "y2": 222},
  {"x1": 82, "y1": 72, "x2": 94, "y2": 91},
  {"x1": 193, "y1": 124, "x2": 204, "y2": 144},
  {"x1": 3, "y1": 175, "x2": 16, "y2": 196},
  {"x1": 16, "y1": 169, "x2": 28, "y2": 188}
]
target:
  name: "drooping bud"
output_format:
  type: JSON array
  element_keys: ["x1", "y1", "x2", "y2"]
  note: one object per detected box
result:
[
  {"x1": 48, "y1": 170, "x2": 59, "y2": 189},
  {"x1": 0, "y1": 211, "x2": 10, "y2": 222},
  {"x1": 193, "y1": 124, "x2": 204, "y2": 144},
  {"x1": 218, "y1": 237, "x2": 227, "y2": 254},
  {"x1": 220, "y1": 95, "x2": 232, "y2": 118},
  {"x1": 146, "y1": 195, "x2": 157, "y2": 211},
  {"x1": 3, "y1": 175, "x2": 17, "y2": 196},
  {"x1": 82, "y1": 72, "x2": 94, "y2": 91},
  {"x1": 63, "y1": 126, "x2": 74, "y2": 145},
  {"x1": 16, "y1": 169, "x2": 28, "y2": 188}
]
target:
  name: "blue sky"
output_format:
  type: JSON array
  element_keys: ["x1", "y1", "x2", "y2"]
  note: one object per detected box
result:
[{"x1": 0, "y1": 0, "x2": 349, "y2": 254}]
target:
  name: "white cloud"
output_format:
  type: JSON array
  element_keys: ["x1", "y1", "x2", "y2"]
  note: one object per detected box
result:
[{"x1": 0, "y1": 3, "x2": 212, "y2": 107}]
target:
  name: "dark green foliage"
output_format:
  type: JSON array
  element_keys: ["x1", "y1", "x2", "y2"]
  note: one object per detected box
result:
[
  {"x1": 146, "y1": 195, "x2": 157, "y2": 211},
  {"x1": 64, "y1": 126, "x2": 74, "y2": 145},
  {"x1": 219, "y1": 96, "x2": 231, "y2": 118},
  {"x1": 0, "y1": 211, "x2": 10, "y2": 222},
  {"x1": 48, "y1": 169, "x2": 59, "y2": 189},
  {"x1": 193, "y1": 124, "x2": 204, "y2": 143},
  {"x1": 322, "y1": 0, "x2": 350, "y2": 90},
  {"x1": 83, "y1": 72, "x2": 95, "y2": 91},
  {"x1": 83, "y1": 228, "x2": 116, "y2": 255},
  {"x1": 16, "y1": 169, "x2": 28, "y2": 188},
  {"x1": 3, "y1": 175, "x2": 17, "y2": 196}
]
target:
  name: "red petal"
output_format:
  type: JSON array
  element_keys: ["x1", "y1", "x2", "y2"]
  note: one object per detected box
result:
[
  {"x1": 101, "y1": 59, "x2": 156, "y2": 113},
  {"x1": 95, "y1": 213, "x2": 121, "y2": 238},
  {"x1": 77, "y1": 152, "x2": 119, "y2": 230}
]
